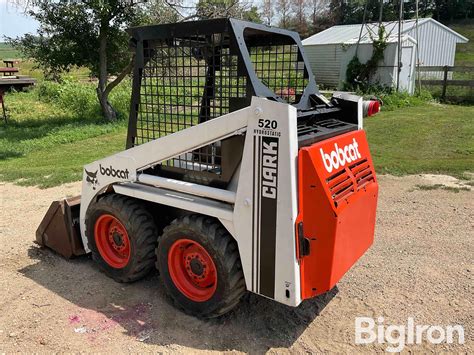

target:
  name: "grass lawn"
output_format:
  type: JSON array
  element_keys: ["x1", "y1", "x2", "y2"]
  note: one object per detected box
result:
[
  {"x1": 422, "y1": 21, "x2": 474, "y2": 103},
  {"x1": 0, "y1": 42, "x2": 90, "y2": 80},
  {"x1": 0, "y1": 131, "x2": 126, "y2": 187},
  {"x1": 0, "y1": 87, "x2": 473, "y2": 188},
  {"x1": 0, "y1": 42, "x2": 21, "y2": 60},
  {"x1": 0, "y1": 88, "x2": 127, "y2": 187},
  {"x1": 365, "y1": 102, "x2": 473, "y2": 178},
  {"x1": 17, "y1": 60, "x2": 91, "y2": 81},
  {"x1": 450, "y1": 21, "x2": 474, "y2": 67}
]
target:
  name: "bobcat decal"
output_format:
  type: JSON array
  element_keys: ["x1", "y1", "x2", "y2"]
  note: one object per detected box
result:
[{"x1": 85, "y1": 169, "x2": 99, "y2": 190}]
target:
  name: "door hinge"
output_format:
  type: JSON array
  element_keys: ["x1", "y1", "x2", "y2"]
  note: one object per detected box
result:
[{"x1": 297, "y1": 221, "x2": 310, "y2": 257}]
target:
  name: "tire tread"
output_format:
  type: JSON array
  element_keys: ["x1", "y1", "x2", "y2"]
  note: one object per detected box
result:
[
  {"x1": 85, "y1": 194, "x2": 158, "y2": 283},
  {"x1": 157, "y1": 214, "x2": 246, "y2": 318}
]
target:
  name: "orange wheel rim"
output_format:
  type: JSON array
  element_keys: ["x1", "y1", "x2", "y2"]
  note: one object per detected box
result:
[
  {"x1": 94, "y1": 214, "x2": 130, "y2": 268},
  {"x1": 168, "y1": 238, "x2": 217, "y2": 302}
]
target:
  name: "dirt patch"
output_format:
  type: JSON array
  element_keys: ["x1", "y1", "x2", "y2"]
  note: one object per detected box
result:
[
  {"x1": 0, "y1": 175, "x2": 472, "y2": 353},
  {"x1": 418, "y1": 173, "x2": 472, "y2": 189}
]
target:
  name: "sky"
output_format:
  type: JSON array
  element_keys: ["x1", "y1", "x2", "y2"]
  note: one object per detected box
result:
[
  {"x1": 0, "y1": 0, "x2": 265, "y2": 40},
  {"x1": 0, "y1": 0, "x2": 39, "y2": 39}
]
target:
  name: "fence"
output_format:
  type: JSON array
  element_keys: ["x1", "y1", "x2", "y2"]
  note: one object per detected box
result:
[{"x1": 417, "y1": 66, "x2": 474, "y2": 101}]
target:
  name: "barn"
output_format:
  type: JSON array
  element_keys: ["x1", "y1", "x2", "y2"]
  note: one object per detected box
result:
[{"x1": 302, "y1": 18, "x2": 469, "y2": 93}]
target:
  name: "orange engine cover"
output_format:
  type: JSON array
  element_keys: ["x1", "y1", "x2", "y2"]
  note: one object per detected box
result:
[{"x1": 297, "y1": 130, "x2": 378, "y2": 300}]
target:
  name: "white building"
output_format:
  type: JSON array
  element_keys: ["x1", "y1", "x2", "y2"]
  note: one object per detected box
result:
[{"x1": 302, "y1": 18, "x2": 469, "y2": 93}]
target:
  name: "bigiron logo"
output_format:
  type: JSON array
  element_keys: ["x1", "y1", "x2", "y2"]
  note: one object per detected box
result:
[
  {"x1": 99, "y1": 164, "x2": 130, "y2": 179},
  {"x1": 320, "y1": 138, "x2": 361, "y2": 173}
]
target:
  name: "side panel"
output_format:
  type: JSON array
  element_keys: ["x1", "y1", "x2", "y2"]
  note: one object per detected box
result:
[
  {"x1": 79, "y1": 104, "x2": 253, "y2": 252},
  {"x1": 233, "y1": 99, "x2": 301, "y2": 306},
  {"x1": 297, "y1": 130, "x2": 378, "y2": 299},
  {"x1": 78, "y1": 98, "x2": 301, "y2": 306}
]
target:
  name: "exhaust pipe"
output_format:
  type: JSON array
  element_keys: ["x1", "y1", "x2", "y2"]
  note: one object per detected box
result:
[{"x1": 36, "y1": 196, "x2": 86, "y2": 258}]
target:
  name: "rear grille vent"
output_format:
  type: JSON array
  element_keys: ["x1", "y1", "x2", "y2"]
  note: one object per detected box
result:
[
  {"x1": 297, "y1": 118, "x2": 357, "y2": 148},
  {"x1": 326, "y1": 158, "x2": 375, "y2": 206},
  {"x1": 349, "y1": 159, "x2": 374, "y2": 188},
  {"x1": 317, "y1": 119, "x2": 349, "y2": 129},
  {"x1": 326, "y1": 169, "x2": 354, "y2": 205}
]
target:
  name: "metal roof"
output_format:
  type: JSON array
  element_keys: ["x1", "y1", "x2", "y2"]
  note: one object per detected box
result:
[
  {"x1": 345, "y1": 34, "x2": 416, "y2": 45},
  {"x1": 302, "y1": 18, "x2": 468, "y2": 45}
]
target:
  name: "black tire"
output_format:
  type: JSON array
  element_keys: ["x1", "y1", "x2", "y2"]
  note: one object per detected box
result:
[
  {"x1": 156, "y1": 214, "x2": 246, "y2": 318},
  {"x1": 85, "y1": 194, "x2": 158, "y2": 283}
]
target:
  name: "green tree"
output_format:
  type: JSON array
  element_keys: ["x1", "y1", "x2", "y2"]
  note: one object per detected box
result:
[
  {"x1": 9, "y1": 0, "x2": 146, "y2": 121},
  {"x1": 432, "y1": 0, "x2": 474, "y2": 21},
  {"x1": 243, "y1": 5, "x2": 262, "y2": 23}
]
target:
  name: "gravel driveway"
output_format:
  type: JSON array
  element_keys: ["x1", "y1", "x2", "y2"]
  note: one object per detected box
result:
[{"x1": 0, "y1": 175, "x2": 472, "y2": 353}]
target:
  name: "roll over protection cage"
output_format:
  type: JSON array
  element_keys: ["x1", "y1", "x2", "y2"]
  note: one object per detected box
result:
[{"x1": 125, "y1": 18, "x2": 320, "y2": 187}]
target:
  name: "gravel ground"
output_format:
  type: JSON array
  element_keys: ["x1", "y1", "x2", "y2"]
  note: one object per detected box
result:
[{"x1": 0, "y1": 175, "x2": 472, "y2": 353}]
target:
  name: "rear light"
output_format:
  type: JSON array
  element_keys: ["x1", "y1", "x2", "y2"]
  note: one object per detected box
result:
[{"x1": 363, "y1": 100, "x2": 380, "y2": 117}]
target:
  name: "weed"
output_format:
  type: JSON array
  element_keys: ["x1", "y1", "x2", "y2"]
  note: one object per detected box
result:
[{"x1": 415, "y1": 184, "x2": 470, "y2": 193}]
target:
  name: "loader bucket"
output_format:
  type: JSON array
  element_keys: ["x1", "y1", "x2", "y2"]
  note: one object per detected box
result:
[{"x1": 35, "y1": 196, "x2": 86, "y2": 258}]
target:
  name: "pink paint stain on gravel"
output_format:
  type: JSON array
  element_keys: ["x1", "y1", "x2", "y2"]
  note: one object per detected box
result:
[
  {"x1": 68, "y1": 303, "x2": 153, "y2": 342},
  {"x1": 69, "y1": 315, "x2": 81, "y2": 324}
]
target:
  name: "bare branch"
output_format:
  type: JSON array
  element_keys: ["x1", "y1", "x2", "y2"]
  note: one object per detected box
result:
[
  {"x1": 104, "y1": 55, "x2": 135, "y2": 97},
  {"x1": 164, "y1": 0, "x2": 192, "y2": 19}
]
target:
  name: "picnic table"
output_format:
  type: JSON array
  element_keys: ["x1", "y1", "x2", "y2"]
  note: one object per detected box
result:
[
  {"x1": 1, "y1": 60, "x2": 20, "y2": 76},
  {"x1": 0, "y1": 60, "x2": 35, "y2": 123},
  {"x1": 4, "y1": 59, "x2": 17, "y2": 67},
  {"x1": 0, "y1": 67, "x2": 19, "y2": 76}
]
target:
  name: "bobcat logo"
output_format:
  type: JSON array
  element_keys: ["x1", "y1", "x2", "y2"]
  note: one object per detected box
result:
[{"x1": 85, "y1": 169, "x2": 99, "y2": 190}]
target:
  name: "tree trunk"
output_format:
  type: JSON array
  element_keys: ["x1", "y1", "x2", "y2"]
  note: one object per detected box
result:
[
  {"x1": 97, "y1": 20, "x2": 117, "y2": 122},
  {"x1": 97, "y1": 87, "x2": 117, "y2": 121}
]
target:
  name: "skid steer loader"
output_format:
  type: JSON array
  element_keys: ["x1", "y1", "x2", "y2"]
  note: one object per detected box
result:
[{"x1": 36, "y1": 18, "x2": 380, "y2": 318}]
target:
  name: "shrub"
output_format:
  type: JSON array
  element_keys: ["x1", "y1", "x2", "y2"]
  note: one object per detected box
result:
[
  {"x1": 373, "y1": 90, "x2": 433, "y2": 111},
  {"x1": 109, "y1": 80, "x2": 132, "y2": 119},
  {"x1": 36, "y1": 80, "x2": 62, "y2": 102},
  {"x1": 345, "y1": 25, "x2": 389, "y2": 91},
  {"x1": 56, "y1": 79, "x2": 100, "y2": 118},
  {"x1": 353, "y1": 85, "x2": 434, "y2": 111},
  {"x1": 36, "y1": 78, "x2": 129, "y2": 120}
]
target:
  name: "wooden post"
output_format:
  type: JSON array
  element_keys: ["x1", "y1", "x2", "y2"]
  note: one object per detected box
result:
[
  {"x1": 441, "y1": 65, "x2": 448, "y2": 101},
  {"x1": 397, "y1": 0, "x2": 403, "y2": 92},
  {"x1": 0, "y1": 91, "x2": 7, "y2": 124}
]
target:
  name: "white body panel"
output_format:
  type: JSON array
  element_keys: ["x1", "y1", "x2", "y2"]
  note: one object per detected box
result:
[
  {"x1": 79, "y1": 97, "x2": 302, "y2": 307},
  {"x1": 137, "y1": 174, "x2": 236, "y2": 204},
  {"x1": 114, "y1": 183, "x2": 234, "y2": 222},
  {"x1": 232, "y1": 99, "x2": 301, "y2": 305}
]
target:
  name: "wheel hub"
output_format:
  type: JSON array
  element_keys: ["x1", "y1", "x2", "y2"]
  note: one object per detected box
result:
[
  {"x1": 112, "y1": 231, "x2": 124, "y2": 247},
  {"x1": 189, "y1": 257, "x2": 204, "y2": 276},
  {"x1": 185, "y1": 253, "x2": 209, "y2": 282},
  {"x1": 168, "y1": 239, "x2": 217, "y2": 302},
  {"x1": 94, "y1": 214, "x2": 131, "y2": 269}
]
